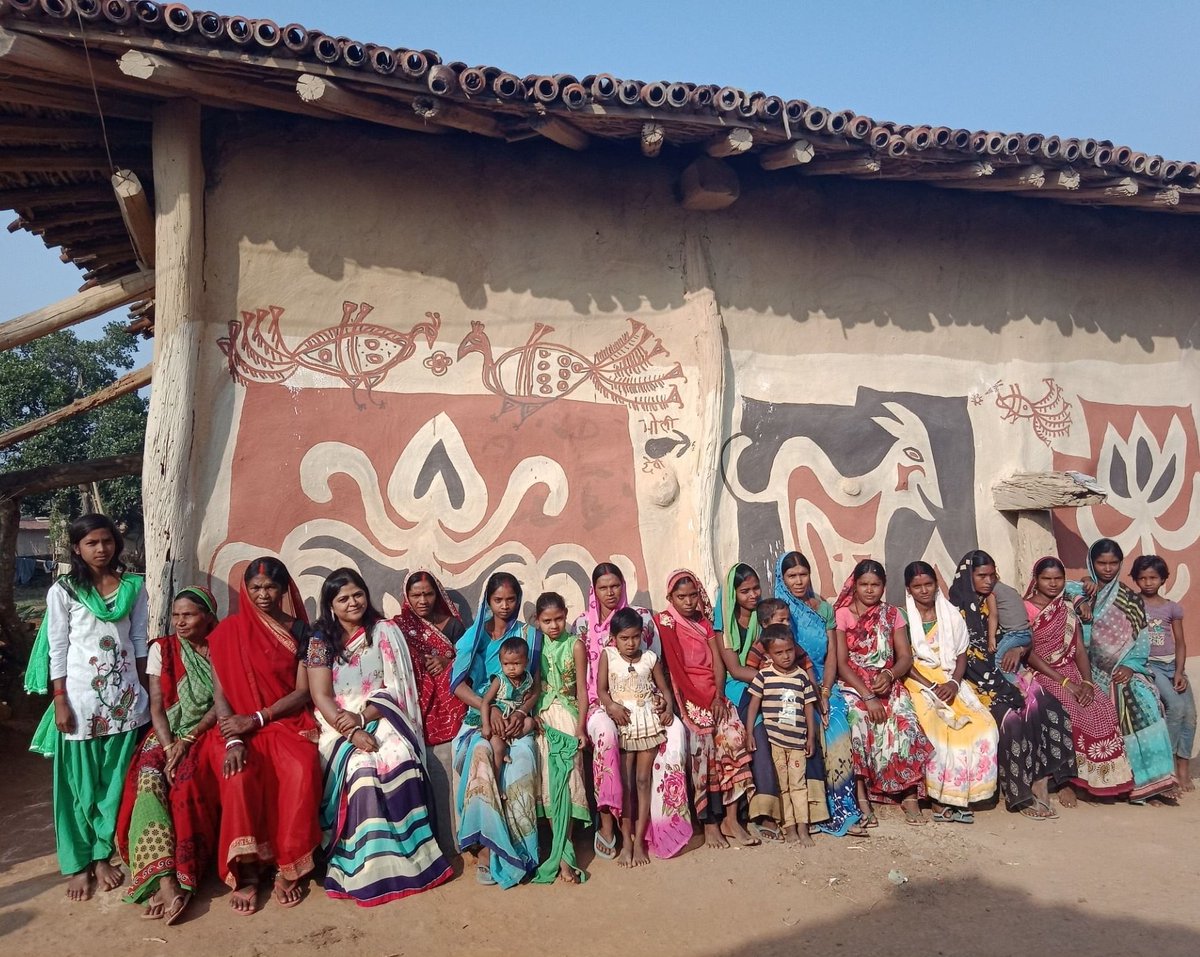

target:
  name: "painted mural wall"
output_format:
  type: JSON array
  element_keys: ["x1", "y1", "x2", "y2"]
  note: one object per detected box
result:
[{"x1": 176, "y1": 117, "x2": 1200, "y2": 649}]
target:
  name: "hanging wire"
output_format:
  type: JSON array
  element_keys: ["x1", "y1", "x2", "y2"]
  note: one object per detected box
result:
[{"x1": 73, "y1": 6, "x2": 116, "y2": 175}]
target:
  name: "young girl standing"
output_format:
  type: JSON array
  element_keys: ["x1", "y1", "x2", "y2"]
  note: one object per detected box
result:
[
  {"x1": 597, "y1": 607, "x2": 675, "y2": 867},
  {"x1": 1134, "y1": 555, "x2": 1196, "y2": 789},
  {"x1": 27, "y1": 514, "x2": 150, "y2": 901}
]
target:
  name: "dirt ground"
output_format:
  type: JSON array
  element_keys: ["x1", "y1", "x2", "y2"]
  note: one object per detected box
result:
[{"x1": 1, "y1": 720, "x2": 1198, "y2": 957}]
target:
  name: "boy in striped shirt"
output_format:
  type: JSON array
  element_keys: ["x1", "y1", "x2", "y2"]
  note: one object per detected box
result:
[{"x1": 745, "y1": 624, "x2": 818, "y2": 845}]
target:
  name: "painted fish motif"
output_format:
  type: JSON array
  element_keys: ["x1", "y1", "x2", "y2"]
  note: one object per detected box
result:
[
  {"x1": 217, "y1": 301, "x2": 441, "y2": 408},
  {"x1": 995, "y1": 378, "x2": 1073, "y2": 446}
]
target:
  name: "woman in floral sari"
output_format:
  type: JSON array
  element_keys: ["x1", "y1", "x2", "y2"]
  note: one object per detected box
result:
[
  {"x1": 657, "y1": 569, "x2": 755, "y2": 848},
  {"x1": 450, "y1": 572, "x2": 542, "y2": 887},
  {"x1": 948, "y1": 551, "x2": 1076, "y2": 819},
  {"x1": 1025, "y1": 555, "x2": 1133, "y2": 804},
  {"x1": 576, "y1": 562, "x2": 691, "y2": 861},
  {"x1": 1080, "y1": 540, "x2": 1177, "y2": 801},
  {"x1": 307, "y1": 568, "x2": 451, "y2": 905},
  {"x1": 774, "y1": 552, "x2": 865, "y2": 836},
  {"x1": 116, "y1": 586, "x2": 219, "y2": 923},
  {"x1": 393, "y1": 570, "x2": 468, "y2": 855},
  {"x1": 201, "y1": 557, "x2": 320, "y2": 914},
  {"x1": 901, "y1": 562, "x2": 998, "y2": 820},
  {"x1": 834, "y1": 560, "x2": 933, "y2": 825}
]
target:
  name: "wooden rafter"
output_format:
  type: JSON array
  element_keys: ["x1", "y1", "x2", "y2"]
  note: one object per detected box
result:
[{"x1": 0, "y1": 270, "x2": 154, "y2": 351}]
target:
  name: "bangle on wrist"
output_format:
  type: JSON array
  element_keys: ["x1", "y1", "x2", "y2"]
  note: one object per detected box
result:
[
  {"x1": 225, "y1": 738, "x2": 244, "y2": 749},
  {"x1": 864, "y1": 693, "x2": 878, "y2": 701},
  {"x1": 254, "y1": 710, "x2": 265, "y2": 728},
  {"x1": 1061, "y1": 677, "x2": 1070, "y2": 688},
  {"x1": 52, "y1": 687, "x2": 66, "y2": 698},
  {"x1": 882, "y1": 668, "x2": 895, "y2": 682},
  {"x1": 358, "y1": 711, "x2": 366, "y2": 728}
]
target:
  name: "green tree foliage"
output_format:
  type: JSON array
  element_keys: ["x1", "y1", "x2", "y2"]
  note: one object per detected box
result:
[{"x1": 0, "y1": 321, "x2": 147, "y2": 523}]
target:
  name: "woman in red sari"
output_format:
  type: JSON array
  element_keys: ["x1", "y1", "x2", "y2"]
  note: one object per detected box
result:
[
  {"x1": 394, "y1": 571, "x2": 467, "y2": 746},
  {"x1": 656, "y1": 569, "x2": 756, "y2": 849},
  {"x1": 201, "y1": 557, "x2": 320, "y2": 915}
]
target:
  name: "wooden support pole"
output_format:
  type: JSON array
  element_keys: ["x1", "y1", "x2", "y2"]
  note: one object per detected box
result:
[
  {"x1": 705, "y1": 128, "x2": 753, "y2": 158},
  {"x1": 0, "y1": 271, "x2": 154, "y2": 351},
  {"x1": 529, "y1": 113, "x2": 591, "y2": 151},
  {"x1": 993, "y1": 471, "x2": 1107, "y2": 583},
  {"x1": 112, "y1": 169, "x2": 155, "y2": 269},
  {"x1": 295, "y1": 74, "x2": 441, "y2": 133},
  {"x1": 641, "y1": 122, "x2": 665, "y2": 158},
  {"x1": 0, "y1": 364, "x2": 152, "y2": 452},
  {"x1": 680, "y1": 156, "x2": 740, "y2": 210},
  {"x1": 759, "y1": 140, "x2": 815, "y2": 170},
  {"x1": 144, "y1": 100, "x2": 203, "y2": 634}
]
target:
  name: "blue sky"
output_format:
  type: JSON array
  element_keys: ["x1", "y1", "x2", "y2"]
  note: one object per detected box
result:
[{"x1": 3, "y1": 0, "x2": 1196, "y2": 355}]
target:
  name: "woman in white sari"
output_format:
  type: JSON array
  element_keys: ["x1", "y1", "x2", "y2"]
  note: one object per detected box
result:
[
  {"x1": 902, "y1": 561, "x2": 998, "y2": 821},
  {"x1": 307, "y1": 568, "x2": 452, "y2": 906}
]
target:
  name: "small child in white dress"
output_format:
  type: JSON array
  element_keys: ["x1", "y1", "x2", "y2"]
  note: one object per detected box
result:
[{"x1": 597, "y1": 608, "x2": 675, "y2": 868}]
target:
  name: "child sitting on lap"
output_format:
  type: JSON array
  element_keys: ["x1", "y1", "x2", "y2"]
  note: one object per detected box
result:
[{"x1": 480, "y1": 636, "x2": 536, "y2": 774}]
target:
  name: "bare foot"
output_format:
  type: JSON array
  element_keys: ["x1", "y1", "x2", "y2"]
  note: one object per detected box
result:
[
  {"x1": 230, "y1": 883, "x2": 259, "y2": 915},
  {"x1": 66, "y1": 867, "x2": 94, "y2": 902},
  {"x1": 617, "y1": 844, "x2": 634, "y2": 868},
  {"x1": 631, "y1": 844, "x2": 650, "y2": 867},
  {"x1": 1058, "y1": 785, "x2": 1078, "y2": 808},
  {"x1": 273, "y1": 873, "x2": 304, "y2": 908},
  {"x1": 1182, "y1": 778, "x2": 1196, "y2": 793},
  {"x1": 720, "y1": 819, "x2": 760, "y2": 846},
  {"x1": 1177, "y1": 760, "x2": 1194, "y2": 791},
  {"x1": 704, "y1": 823, "x2": 729, "y2": 849},
  {"x1": 557, "y1": 861, "x2": 580, "y2": 884},
  {"x1": 797, "y1": 829, "x2": 816, "y2": 847},
  {"x1": 94, "y1": 859, "x2": 124, "y2": 893},
  {"x1": 782, "y1": 825, "x2": 800, "y2": 844}
]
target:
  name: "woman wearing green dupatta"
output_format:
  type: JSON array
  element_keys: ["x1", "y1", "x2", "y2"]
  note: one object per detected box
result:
[
  {"x1": 1078, "y1": 539, "x2": 1179, "y2": 802},
  {"x1": 25, "y1": 515, "x2": 149, "y2": 902},
  {"x1": 115, "y1": 587, "x2": 219, "y2": 924},
  {"x1": 531, "y1": 593, "x2": 589, "y2": 884}
]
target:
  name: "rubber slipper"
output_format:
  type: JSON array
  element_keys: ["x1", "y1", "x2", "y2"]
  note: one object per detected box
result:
[
  {"x1": 140, "y1": 901, "x2": 165, "y2": 920},
  {"x1": 165, "y1": 892, "x2": 190, "y2": 926},
  {"x1": 932, "y1": 806, "x2": 974, "y2": 824},
  {"x1": 475, "y1": 863, "x2": 497, "y2": 886},
  {"x1": 902, "y1": 802, "x2": 927, "y2": 826},
  {"x1": 593, "y1": 830, "x2": 619, "y2": 861},
  {"x1": 273, "y1": 875, "x2": 304, "y2": 909},
  {"x1": 749, "y1": 821, "x2": 784, "y2": 844},
  {"x1": 863, "y1": 812, "x2": 880, "y2": 829}
]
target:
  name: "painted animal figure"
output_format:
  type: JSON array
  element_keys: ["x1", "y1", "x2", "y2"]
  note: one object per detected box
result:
[
  {"x1": 456, "y1": 318, "x2": 686, "y2": 424},
  {"x1": 217, "y1": 301, "x2": 441, "y2": 408},
  {"x1": 995, "y1": 378, "x2": 1073, "y2": 447}
]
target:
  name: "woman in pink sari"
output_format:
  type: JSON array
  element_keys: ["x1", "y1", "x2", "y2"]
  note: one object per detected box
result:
[{"x1": 575, "y1": 562, "x2": 691, "y2": 861}]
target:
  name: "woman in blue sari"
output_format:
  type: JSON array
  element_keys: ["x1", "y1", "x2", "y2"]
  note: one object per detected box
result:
[
  {"x1": 774, "y1": 552, "x2": 867, "y2": 836},
  {"x1": 450, "y1": 572, "x2": 543, "y2": 887}
]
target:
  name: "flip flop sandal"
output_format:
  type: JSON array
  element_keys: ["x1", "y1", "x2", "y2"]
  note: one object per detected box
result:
[
  {"x1": 1034, "y1": 798, "x2": 1058, "y2": 820},
  {"x1": 273, "y1": 876, "x2": 304, "y2": 909},
  {"x1": 902, "y1": 803, "x2": 927, "y2": 826},
  {"x1": 164, "y1": 893, "x2": 190, "y2": 926},
  {"x1": 140, "y1": 901, "x2": 165, "y2": 920},
  {"x1": 863, "y1": 812, "x2": 880, "y2": 829},
  {"x1": 932, "y1": 807, "x2": 974, "y2": 824},
  {"x1": 475, "y1": 863, "x2": 497, "y2": 886},
  {"x1": 749, "y1": 821, "x2": 784, "y2": 843},
  {"x1": 593, "y1": 830, "x2": 619, "y2": 861}
]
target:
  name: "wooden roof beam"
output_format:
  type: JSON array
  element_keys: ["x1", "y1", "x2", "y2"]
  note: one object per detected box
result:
[
  {"x1": 1019, "y1": 176, "x2": 1138, "y2": 203},
  {"x1": 295, "y1": 74, "x2": 444, "y2": 133},
  {"x1": 799, "y1": 156, "x2": 882, "y2": 176},
  {"x1": 680, "y1": 156, "x2": 739, "y2": 210},
  {"x1": 0, "y1": 116, "x2": 147, "y2": 145},
  {"x1": 0, "y1": 78, "x2": 153, "y2": 120},
  {"x1": 10, "y1": 206, "x2": 123, "y2": 234},
  {"x1": 938, "y1": 165, "x2": 1046, "y2": 191},
  {"x1": 38, "y1": 220, "x2": 129, "y2": 247},
  {"x1": 0, "y1": 270, "x2": 154, "y2": 351},
  {"x1": 530, "y1": 113, "x2": 590, "y2": 151},
  {"x1": 410, "y1": 95, "x2": 505, "y2": 137},
  {"x1": 705, "y1": 128, "x2": 753, "y2": 158},
  {"x1": 112, "y1": 169, "x2": 154, "y2": 270},
  {"x1": 641, "y1": 122, "x2": 665, "y2": 158},
  {"x1": 0, "y1": 453, "x2": 144, "y2": 498},
  {"x1": 0, "y1": 149, "x2": 143, "y2": 173},
  {"x1": 760, "y1": 140, "x2": 815, "y2": 170},
  {"x1": 0, "y1": 182, "x2": 115, "y2": 210},
  {"x1": 118, "y1": 49, "x2": 342, "y2": 119},
  {"x1": 0, "y1": 363, "x2": 152, "y2": 452}
]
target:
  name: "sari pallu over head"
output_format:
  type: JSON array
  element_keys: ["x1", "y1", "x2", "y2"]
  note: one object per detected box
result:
[
  {"x1": 395, "y1": 570, "x2": 467, "y2": 744},
  {"x1": 163, "y1": 585, "x2": 218, "y2": 738},
  {"x1": 713, "y1": 564, "x2": 760, "y2": 705},
  {"x1": 1023, "y1": 564, "x2": 1077, "y2": 671},
  {"x1": 657, "y1": 569, "x2": 719, "y2": 733},
  {"x1": 1087, "y1": 551, "x2": 1152, "y2": 676},
  {"x1": 773, "y1": 553, "x2": 832, "y2": 681},
  {"x1": 208, "y1": 577, "x2": 315, "y2": 739},
  {"x1": 903, "y1": 586, "x2": 970, "y2": 675},
  {"x1": 582, "y1": 575, "x2": 628, "y2": 707},
  {"x1": 948, "y1": 552, "x2": 1024, "y2": 711},
  {"x1": 833, "y1": 569, "x2": 893, "y2": 672},
  {"x1": 448, "y1": 581, "x2": 542, "y2": 704}
]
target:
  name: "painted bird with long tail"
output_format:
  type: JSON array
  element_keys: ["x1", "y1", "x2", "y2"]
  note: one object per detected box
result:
[
  {"x1": 995, "y1": 378, "x2": 1073, "y2": 447},
  {"x1": 217, "y1": 301, "x2": 441, "y2": 408},
  {"x1": 457, "y1": 318, "x2": 686, "y2": 424}
]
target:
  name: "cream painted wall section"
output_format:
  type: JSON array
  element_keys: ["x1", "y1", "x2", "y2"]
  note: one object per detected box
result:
[{"x1": 176, "y1": 117, "x2": 1199, "y2": 643}]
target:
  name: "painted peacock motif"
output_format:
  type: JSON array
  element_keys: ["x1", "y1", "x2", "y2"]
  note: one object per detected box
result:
[
  {"x1": 995, "y1": 378, "x2": 1073, "y2": 447},
  {"x1": 456, "y1": 318, "x2": 686, "y2": 423},
  {"x1": 217, "y1": 301, "x2": 441, "y2": 409}
]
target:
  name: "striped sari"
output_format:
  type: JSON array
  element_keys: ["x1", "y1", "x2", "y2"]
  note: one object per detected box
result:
[{"x1": 311, "y1": 620, "x2": 451, "y2": 906}]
